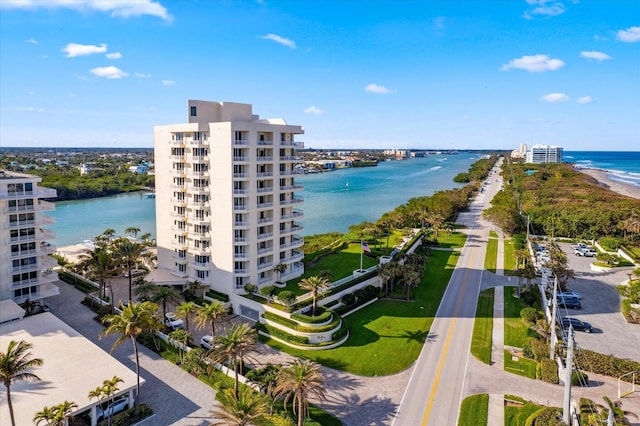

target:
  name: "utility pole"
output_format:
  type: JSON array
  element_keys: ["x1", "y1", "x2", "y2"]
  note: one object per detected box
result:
[
  {"x1": 550, "y1": 276, "x2": 558, "y2": 360},
  {"x1": 563, "y1": 326, "x2": 574, "y2": 425}
]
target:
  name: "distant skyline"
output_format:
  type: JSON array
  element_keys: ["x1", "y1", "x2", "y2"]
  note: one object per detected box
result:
[{"x1": 1, "y1": 0, "x2": 638, "y2": 151}]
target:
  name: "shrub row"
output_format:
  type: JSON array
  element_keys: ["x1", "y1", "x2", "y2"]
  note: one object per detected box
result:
[
  {"x1": 538, "y1": 358, "x2": 559, "y2": 384},
  {"x1": 331, "y1": 325, "x2": 348, "y2": 341},
  {"x1": 523, "y1": 407, "x2": 563, "y2": 426},
  {"x1": 574, "y1": 349, "x2": 640, "y2": 381},
  {"x1": 335, "y1": 285, "x2": 379, "y2": 315},
  {"x1": 256, "y1": 322, "x2": 310, "y2": 345},
  {"x1": 262, "y1": 312, "x2": 340, "y2": 333},
  {"x1": 205, "y1": 289, "x2": 230, "y2": 302},
  {"x1": 59, "y1": 270, "x2": 98, "y2": 293},
  {"x1": 291, "y1": 307, "x2": 332, "y2": 324},
  {"x1": 97, "y1": 403, "x2": 152, "y2": 426}
]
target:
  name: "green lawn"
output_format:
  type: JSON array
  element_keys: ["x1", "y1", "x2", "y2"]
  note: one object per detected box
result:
[
  {"x1": 503, "y1": 287, "x2": 535, "y2": 348},
  {"x1": 262, "y1": 249, "x2": 460, "y2": 376},
  {"x1": 504, "y1": 395, "x2": 546, "y2": 426},
  {"x1": 503, "y1": 350, "x2": 537, "y2": 379},
  {"x1": 436, "y1": 231, "x2": 467, "y2": 249},
  {"x1": 484, "y1": 237, "x2": 498, "y2": 273},
  {"x1": 503, "y1": 239, "x2": 516, "y2": 276},
  {"x1": 470, "y1": 289, "x2": 494, "y2": 364},
  {"x1": 489, "y1": 230, "x2": 498, "y2": 238},
  {"x1": 458, "y1": 394, "x2": 488, "y2": 426}
]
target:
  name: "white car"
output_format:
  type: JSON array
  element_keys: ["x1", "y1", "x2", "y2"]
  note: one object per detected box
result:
[
  {"x1": 200, "y1": 334, "x2": 214, "y2": 350},
  {"x1": 557, "y1": 291, "x2": 582, "y2": 300},
  {"x1": 164, "y1": 313, "x2": 184, "y2": 330},
  {"x1": 95, "y1": 397, "x2": 129, "y2": 422}
]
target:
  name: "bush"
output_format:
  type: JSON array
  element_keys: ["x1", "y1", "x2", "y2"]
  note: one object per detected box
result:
[
  {"x1": 256, "y1": 322, "x2": 309, "y2": 345},
  {"x1": 520, "y1": 307, "x2": 540, "y2": 323},
  {"x1": 574, "y1": 349, "x2": 640, "y2": 381},
  {"x1": 99, "y1": 403, "x2": 152, "y2": 426},
  {"x1": 571, "y1": 370, "x2": 589, "y2": 386},
  {"x1": 520, "y1": 291, "x2": 537, "y2": 307},
  {"x1": 599, "y1": 236, "x2": 622, "y2": 251},
  {"x1": 277, "y1": 291, "x2": 296, "y2": 306},
  {"x1": 354, "y1": 288, "x2": 367, "y2": 301},
  {"x1": 331, "y1": 326, "x2": 348, "y2": 341},
  {"x1": 291, "y1": 308, "x2": 333, "y2": 324},
  {"x1": 341, "y1": 293, "x2": 356, "y2": 306},
  {"x1": 540, "y1": 358, "x2": 559, "y2": 384},
  {"x1": 524, "y1": 407, "x2": 563, "y2": 426},
  {"x1": 260, "y1": 285, "x2": 277, "y2": 300},
  {"x1": 182, "y1": 348, "x2": 208, "y2": 376},
  {"x1": 205, "y1": 289, "x2": 229, "y2": 302}
]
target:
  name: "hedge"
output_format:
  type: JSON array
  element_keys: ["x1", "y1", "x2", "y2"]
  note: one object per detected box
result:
[
  {"x1": 58, "y1": 270, "x2": 98, "y2": 293},
  {"x1": 331, "y1": 325, "x2": 348, "y2": 341},
  {"x1": 205, "y1": 289, "x2": 230, "y2": 302},
  {"x1": 571, "y1": 370, "x2": 589, "y2": 386},
  {"x1": 524, "y1": 407, "x2": 563, "y2": 426},
  {"x1": 574, "y1": 349, "x2": 640, "y2": 381},
  {"x1": 98, "y1": 403, "x2": 153, "y2": 426},
  {"x1": 256, "y1": 322, "x2": 310, "y2": 345},
  {"x1": 539, "y1": 358, "x2": 558, "y2": 384},
  {"x1": 262, "y1": 312, "x2": 340, "y2": 333},
  {"x1": 291, "y1": 307, "x2": 332, "y2": 324}
]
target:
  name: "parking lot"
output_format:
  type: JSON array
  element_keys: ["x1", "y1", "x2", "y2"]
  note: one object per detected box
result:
[{"x1": 556, "y1": 242, "x2": 640, "y2": 362}]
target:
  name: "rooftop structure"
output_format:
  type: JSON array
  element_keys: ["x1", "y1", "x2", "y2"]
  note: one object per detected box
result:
[
  {"x1": 152, "y1": 101, "x2": 305, "y2": 318},
  {"x1": 0, "y1": 170, "x2": 59, "y2": 304},
  {"x1": 525, "y1": 144, "x2": 563, "y2": 164}
]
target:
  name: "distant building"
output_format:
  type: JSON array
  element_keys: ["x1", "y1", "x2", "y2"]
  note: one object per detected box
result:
[
  {"x1": 0, "y1": 170, "x2": 59, "y2": 304},
  {"x1": 525, "y1": 145, "x2": 563, "y2": 164},
  {"x1": 152, "y1": 100, "x2": 305, "y2": 319},
  {"x1": 511, "y1": 143, "x2": 527, "y2": 159},
  {"x1": 129, "y1": 164, "x2": 149, "y2": 174}
]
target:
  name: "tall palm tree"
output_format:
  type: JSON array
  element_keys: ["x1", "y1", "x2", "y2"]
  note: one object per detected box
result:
[
  {"x1": 402, "y1": 265, "x2": 422, "y2": 301},
  {"x1": 52, "y1": 400, "x2": 77, "y2": 426},
  {"x1": 125, "y1": 226, "x2": 141, "y2": 238},
  {"x1": 1, "y1": 340, "x2": 44, "y2": 426},
  {"x1": 77, "y1": 248, "x2": 115, "y2": 300},
  {"x1": 133, "y1": 280, "x2": 157, "y2": 302},
  {"x1": 298, "y1": 276, "x2": 330, "y2": 316},
  {"x1": 195, "y1": 300, "x2": 228, "y2": 337},
  {"x1": 209, "y1": 387, "x2": 268, "y2": 426},
  {"x1": 100, "y1": 302, "x2": 162, "y2": 415},
  {"x1": 274, "y1": 359, "x2": 325, "y2": 426},
  {"x1": 273, "y1": 263, "x2": 287, "y2": 283},
  {"x1": 33, "y1": 406, "x2": 56, "y2": 426},
  {"x1": 115, "y1": 239, "x2": 145, "y2": 302},
  {"x1": 208, "y1": 323, "x2": 257, "y2": 401},
  {"x1": 176, "y1": 301, "x2": 197, "y2": 333},
  {"x1": 150, "y1": 286, "x2": 181, "y2": 320},
  {"x1": 187, "y1": 279, "x2": 207, "y2": 299},
  {"x1": 102, "y1": 375, "x2": 123, "y2": 426}
]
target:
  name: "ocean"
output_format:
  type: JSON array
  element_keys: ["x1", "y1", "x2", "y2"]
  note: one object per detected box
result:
[
  {"x1": 565, "y1": 151, "x2": 640, "y2": 188},
  {"x1": 48, "y1": 154, "x2": 479, "y2": 246}
]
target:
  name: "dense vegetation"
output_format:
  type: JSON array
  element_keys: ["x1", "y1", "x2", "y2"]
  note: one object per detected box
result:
[
  {"x1": 484, "y1": 158, "x2": 640, "y2": 239},
  {"x1": 453, "y1": 154, "x2": 498, "y2": 183}
]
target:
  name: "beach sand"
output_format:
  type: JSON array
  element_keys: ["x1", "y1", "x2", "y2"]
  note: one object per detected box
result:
[
  {"x1": 578, "y1": 168, "x2": 640, "y2": 200},
  {"x1": 56, "y1": 243, "x2": 92, "y2": 263}
]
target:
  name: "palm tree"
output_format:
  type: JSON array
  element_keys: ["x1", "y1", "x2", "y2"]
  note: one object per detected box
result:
[
  {"x1": 102, "y1": 375, "x2": 124, "y2": 426},
  {"x1": 195, "y1": 300, "x2": 228, "y2": 337},
  {"x1": 52, "y1": 400, "x2": 78, "y2": 426},
  {"x1": 115, "y1": 239, "x2": 145, "y2": 302},
  {"x1": 273, "y1": 263, "x2": 287, "y2": 283},
  {"x1": 298, "y1": 276, "x2": 330, "y2": 316},
  {"x1": 1, "y1": 340, "x2": 44, "y2": 426},
  {"x1": 402, "y1": 265, "x2": 422, "y2": 301},
  {"x1": 125, "y1": 226, "x2": 141, "y2": 238},
  {"x1": 133, "y1": 280, "x2": 157, "y2": 302},
  {"x1": 209, "y1": 387, "x2": 268, "y2": 425},
  {"x1": 176, "y1": 301, "x2": 197, "y2": 333},
  {"x1": 100, "y1": 302, "x2": 162, "y2": 415},
  {"x1": 33, "y1": 406, "x2": 57, "y2": 426},
  {"x1": 77, "y1": 248, "x2": 115, "y2": 300},
  {"x1": 274, "y1": 359, "x2": 326, "y2": 426},
  {"x1": 150, "y1": 285, "x2": 181, "y2": 321},
  {"x1": 208, "y1": 323, "x2": 257, "y2": 401},
  {"x1": 187, "y1": 279, "x2": 207, "y2": 299},
  {"x1": 140, "y1": 232, "x2": 152, "y2": 245}
]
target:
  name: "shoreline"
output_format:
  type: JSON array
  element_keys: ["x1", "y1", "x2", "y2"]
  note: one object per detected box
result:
[{"x1": 577, "y1": 167, "x2": 640, "y2": 200}]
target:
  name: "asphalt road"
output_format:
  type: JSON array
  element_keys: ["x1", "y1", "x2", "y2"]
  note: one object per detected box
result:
[{"x1": 392, "y1": 162, "x2": 503, "y2": 425}]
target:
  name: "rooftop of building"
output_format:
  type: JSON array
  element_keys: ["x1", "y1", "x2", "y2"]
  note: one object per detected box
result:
[
  {"x1": 0, "y1": 169, "x2": 41, "y2": 180},
  {"x1": 0, "y1": 307, "x2": 139, "y2": 425}
]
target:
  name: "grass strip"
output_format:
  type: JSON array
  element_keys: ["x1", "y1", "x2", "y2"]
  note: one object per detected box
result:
[
  {"x1": 484, "y1": 237, "x2": 498, "y2": 273},
  {"x1": 503, "y1": 287, "x2": 532, "y2": 348},
  {"x1": 503, "y1": 239, "x2": 516, "y2": 276},
  {"x1": 470, "y1": 289, "x2": 494, "y2": 364},
  {"x1": 458, "y1": 394, "x2": 488, "y2": 426},
  {"x1": 503, "y1": 350, "x2": 537, "y2": 379}
]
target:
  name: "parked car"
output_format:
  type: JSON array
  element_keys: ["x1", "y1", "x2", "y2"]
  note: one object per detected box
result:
[
  {"x1": 571, "y1": 243, "x2": 588, "y2": 250},
  {"x1": 557, "y1": 291, "x2": 582, "y2": 300},
  {"x1": 200, "y1": 335, "x2": 214, "y2": 350},
  {"x1": 561, "y1": 317, "x2": 592, "y2": 333},
  {"x1": 575, "y1": 248, "x2": 597, "y2": 257},
  {"x1": 558, "y1": 297, "x2": 581, "y2": 310},
  {"x1": 124, "y1": 268, "x2": 147, "y2": 278},
  {"x1": 95, "y1": 397, "x2": 129, "y2": 422},
  {"x1": 164, "y1": 313, "x2": 184, "y2": 330}
]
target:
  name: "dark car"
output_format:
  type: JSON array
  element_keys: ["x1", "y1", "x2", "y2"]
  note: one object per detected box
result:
[
  {"x1": 558, "y1": 296, "x2": 581, "y2": 310},
  {"x1": 561, "y1": 317, "x2": 592, "y2": 333}
]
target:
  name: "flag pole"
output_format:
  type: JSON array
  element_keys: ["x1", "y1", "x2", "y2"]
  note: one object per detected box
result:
[{"x1": 360, "y1": 239, "x2": 363, "y2": 271}]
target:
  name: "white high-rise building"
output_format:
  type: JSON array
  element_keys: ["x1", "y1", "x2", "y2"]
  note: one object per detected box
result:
[
  {"x1": 0, "y1": 170, "x2": 59, "y2": 305},
  {"x1": 525, "y1": 144, "x2": 563, "y2": 164},
  {"x1": 153, "y1": 100, "x2": 305, "y2": 311}
]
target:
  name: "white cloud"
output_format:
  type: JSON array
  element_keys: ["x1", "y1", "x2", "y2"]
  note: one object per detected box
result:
[
  {"x1": 162, "y1": 80, "x2": 175, "y2": 86},
  {"x1": 580, "y1": 51, "x2": 611, "y2": 61},
  {"x1": 25, "y1": 38, "x2": 38, "y2": 44},
  {"x1": 0, "y1": 0, "x2": 173, "y2": 22},
  {"x1": 90, "y1": 66, "x2": 128, "y2": 79},
  {"x1": 541, "y1": 92, "x2": 570, "y2": 102},
  {"x1": 14, "y1": 106, "x2": 45, "y2": 112},
  {"x1": 365, "y1": 83, "x2": 394, "y2": 94},
  {"x1": 617, "y1": 26, "x2": 640, "y2": 43},
  {"x1": 593, "y1": 34, "x2": 608, "y2": 41},
  {"x1": 134, "y1": 72, "x2": 151, "y2": 78},
  {"x1": 106, "y1": 52, "x2": 122, "y2": 59},
  {"x1": 259, "y1": 34, "x2": 296, "y2": 49},
  {"x1": 523, "y1": 0, "x2": 567, "y2": 19},
  {"x1": 62, "y1": 42, "x2": 107, "y2": 58},
  {"x1": 577, "y1": 96, "x2": 592, "y2": 104},
  {"x1": 501, "y1": 54, "x2": 565, "y2": 72},
  {"x1": 304, "y1": 106, "x2": 325, "y2": 115}
]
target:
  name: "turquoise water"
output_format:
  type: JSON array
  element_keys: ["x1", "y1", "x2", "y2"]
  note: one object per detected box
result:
[
  {"x1": 565, "y1": 151, "x2": 640, "y2": 188},
  {"x1": 49, "y1": 154, "x2": 479, "y2": 246}
]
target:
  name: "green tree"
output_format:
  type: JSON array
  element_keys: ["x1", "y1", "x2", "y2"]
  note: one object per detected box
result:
[
  {"x1": 208, "y1": 323, "x2": 257, "y2": 401},
  {"x1": 150, "y1": 285, "x2": 181, "y2": 321},
  {"x1": 115, "y1": 238, "x2": 145, "y2": 302},
  {"x1": 273, "y1": 263, "x2": 287, "y2": 283},
  {"x1": 274, "y1": 359, "x2": 326, "y2": 426},
  {"x1": 209, "y1": 387, "x2": 268, "y2": 426},
  {"x1": 125, "y1": 227, "x2": 141, "y2": 238},
  {"x1": 77, "y1": 248, "x2": 115, "y2": 301},
  {"x1": 298, "y1": 276, "x2": 330, "y2": 316},
  {"x1": 195, "y1": 300, "x2": 228, "y2": 337},
  {"x1": 187, "y1": 280, "x2": 207, "y2": 299},
  {"x1": 33, "y1": 406, "x2": 56, "y2": 426},
  {"x1": 168, "y1": 329, "x2": 190, "y2": 364},
  {"x1": 133, "y1": 280, "x2": 157, "y2": 302},
  {"x1": 100, "y1": 302, "x2": 162, "y2": 415},
  {"x1": 176, "y1": 301, "x2": 197, "y2": 333},
  {"x1": 1, "y1": 340, "x2": 44, "y2": 426}
]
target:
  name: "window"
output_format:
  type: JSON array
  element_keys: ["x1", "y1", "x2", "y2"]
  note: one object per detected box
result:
[
  {"x1": 190, "y1": 106, "x2": 197, "y2": 117},
  {"x1": 197, "y1": 270, "x2": 209, "y2": 279}
]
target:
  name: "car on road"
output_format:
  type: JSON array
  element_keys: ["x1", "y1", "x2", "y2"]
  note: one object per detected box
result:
[
  {"x1": 164, "y1": 313, "x2": 184, "y2": 330},
  {"x1": 95, "y1": 397, "x2": 130, "y2": 422},
  {"x1": 557, "y1": 291, "x2": 582, "y2": 300},
  {"x1": 575, "y1": 248, "x2": 597, "y2": 257},
  {"x1": 558, "y1": 297, "x2": 581, "y2": 310},
  {"x1": 200, "y1": 335, "x2": 214, "y2": 350},
  {"x1": 561, "y1": 317, "x2": 592, "y2": 333}
]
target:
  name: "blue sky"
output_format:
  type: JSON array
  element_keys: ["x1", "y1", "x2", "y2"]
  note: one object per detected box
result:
[{"x1": 1, "y1": 0, "x2": 638, "y2": 151}]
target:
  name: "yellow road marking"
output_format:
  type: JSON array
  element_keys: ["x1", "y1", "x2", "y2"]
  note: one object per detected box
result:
[{"x1": 421, "y1": 248, "x2": 477, "y2": 425}]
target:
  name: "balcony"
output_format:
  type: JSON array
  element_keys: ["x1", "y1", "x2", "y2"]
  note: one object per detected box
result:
[
  {"x1": 257, "y1": 246, "x2": 273, "y2": 255},
  {"x1": 281, "y1": 263, "x2": 304, "y2": 279},
  {"x1": 257, "y1": 217, "x2": 273, "y2": 225},
  {"x1": 280, "y1": 140, "x2": 305, "y2": 148},
  {"x1": 233, "y1": 156, "x2": 249, "y2": 163},
  {"x1": 280, "y1": 197, "x2": 303, "y2": 205},
  {"x1": 170, "y1": 169, "x2": 186, "y2": 177},
  {"x1": 171, "y1": 254, "x2": 188, "y2": 264},
  {"x1": 257, "y1": 202, "x2": 273, "y2": 209},
  {"x1": 189, "y1": 186, "x2": 209, "y2": 195},
  {"x1": 234, "y1": 221, "x2": 249, "y2": 228},
  {"x1": 171, "y1": 239, "x2": 188, "y2": 249},
  {"x1": 189, "y1": 245, "x2": 210, "y2": 255},
  {"x1": 171, "y1": 269, "x2": 188, "y2": 278},
  {"x1": 170, "y1": 198, "x2": 187, "y2": 206},
  {"x1": 187, "y1": 154, "x2": 209, "y2": 162},
  {"x1": 191, "y1": 230, "x2": 210, "y2": 238},
  {"x1": 233, "y1": 139, "x2": 248, "y2": 146},
  {"x1": 234, "y1": 252, "x2": 249, "y2": 259},
  {"x1": 189, "y1": 262, "x2": 211, "y2": 271},
  {"x1": 257, "y1": 187, "x2": 273, "y2": 193},
  {"x1": 8, "y1": 248, "x2": 36, "y2": 259},
  {"x1": 234, "y1": 268, "x2": 248, "y2": 274},
  {"x1": 170, "y1": 183, "x2": 186, "y2": 190},
  {"x1": 9, "y1": 262, "x2": 39, "y2": 274},
  {"x1": 12, "y1": 281, "x2": 60, "y2": 304},
  {"x1": 256, "y1": 156, "x2": 273, "y2": 162},
  {"x1": 233, "y1": 189, "x2": 249, "y2": 195},
  {"x1": 258, "y1": 261, "x2": 274, "y2": 271},
  {"x1": 279, "y1": 156, "x2": 300, "y2": 162},
  {"x1": 257, "y1": 232, "x2": 273, "y2": 240},
  {"x1": 280, "y1": 237, "x2": 304, "y2": 249},
  {"x1": 257, "y1": 140, "x2": 273, "y2": 146},
  {"x1": 233, "y1": 205, "x2": 249, "y2": 212},
  {"x1": 258, "y1": 276, "x2": 272, "y2": 285},
  {"x1": 170, "y1": 225, "x2": 188, "y2": 235},
  {"x1": 188, "y1": 170, "x2": 210, "y2": 178},
  {"x1": 281, "y1": 223, "x2": 303, "y2": 235},
  {"x1": 279, "y1": 183, "x2": 304, "y2": 191},
  {"x1": 169, "y1": 139, "x2": 185, "y2": 146},
  {"x1": 256, "y1": 172, "x2": 273, "y2": 178},
  {"x1": 281, "y1": 209, "x2": 303, "y2": 220},
  {"x1": 189, "y1": 216, "x2": 210, "y2": 225},
  {"x1": 188, "y1": 139, "x2": 209, "y2": 146},
  {"x1": 233, "y1": 172, "x2": 249, "y2": 179},
  {"x1": 37, "y1": 227, "x2": 55, "y2": 240},
  {"x1": 170, "y1": 154, "x2": 185, "y2": 161},
  {"x1": 170, "y1": 211, "x2": 187, "y2": 219},
  {"x1": 234, "y1": 237, "x2": 249, "y2": 243},
  {"x1": 281, "y1": 251, "x2": 304, "y2": 263},
  {"x1": 280, "y1": 170, "x2": 304, "y2": 176}
]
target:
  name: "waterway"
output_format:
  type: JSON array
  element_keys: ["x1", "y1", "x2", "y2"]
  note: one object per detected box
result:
[{"x1": 49, "y1": 154, "x2": 480, "y2": 246}]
